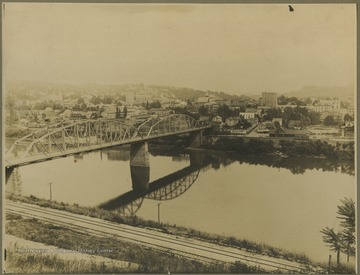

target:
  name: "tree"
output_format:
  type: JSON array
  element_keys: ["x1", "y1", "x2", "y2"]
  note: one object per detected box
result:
[
  {"x1": 263, "y1": 108, "x2": 282, "y2": 121},
  {"x1": 337, "y1": 198, "x2": 355, "y2": 229},
  {"x1": 337, "y1": 198, "x2": 355, "y2": 262},
  {"x1": 343, "y1": 114, "x2": 353, "y2": 122},
  {"x1": 6, "y1": 95, "x2": 19, "y2": 125},
  {"x1": 52, "y1": 103, "x2": 64, "y2": 110},
  {"x1": 90, "y1": 96, "x2": 102, "y2": 105},
  {"x1": 320, "y1": 227, "x2": 342, "y2": 266},
  {"x1": 309, "y1": 111, "x2": 321, "y2": 125},
  {"x1": 216, "y1": 104, "x2": 233, "y2": 121},
  {"x1": 31, "y1": 112, "x2": 38, "y2": 122},
  {"x1": 305, "y1": 97, "x2": 312, "y2": 105},
  {"x1": 145, "y1": 101, "x2": 150, "y2": 110},
  {"x1": 238, "y1": 117, "x2": 252, "y2": 129},
  {"x1": 149, "y1": 100, "x2": 162, "y2": 109},
  {"x1": 324, "y1": 116, "x2": 336, "y2": 126},
  {"x1": 77, "y1": 97, "x2": 85, "y2": 105},
  {"x1": 103, "y1": 96, "x2": 113, "y2": 104},
  {"x1": 277, "y1": 95, "x2": 287, "y2": 105},
  {"x1": 198, "y1": 106, "x2": 209, "y2": 116},
  {"x1": 339, "y1": 228, "x2": 355, "y2": 262},
  {"x1": 115, "y1": 105, "x2": 121, "y2": 119}
]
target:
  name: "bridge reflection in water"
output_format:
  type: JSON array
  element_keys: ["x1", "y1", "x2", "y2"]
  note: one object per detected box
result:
[{"x1": 98, "y1": 151, "x2": 212, "y2": 217}]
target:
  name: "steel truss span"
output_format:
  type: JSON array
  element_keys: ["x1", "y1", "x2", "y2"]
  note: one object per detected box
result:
[
  {"x1": 5, "y1": 115, "x2": 210, "y2": 167},
  {"x1": 146, "y1": 170, "x2": 200, "y2": 201},
  {"x1": 115, "y1": 170, "x2": 201, "y2": 216},
  {"x1": 114, "y1": 197, "x2": 145, "y2": 217}
]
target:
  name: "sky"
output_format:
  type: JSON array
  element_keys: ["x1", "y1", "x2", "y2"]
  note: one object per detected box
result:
[{"x1": 3, "y1": 3, "x2": 357, "y2": 95}]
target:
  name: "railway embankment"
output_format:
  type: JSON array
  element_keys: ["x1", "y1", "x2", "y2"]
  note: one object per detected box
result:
[{"x1": 5, "y1": 195, "x2": 323, "y2": 273}]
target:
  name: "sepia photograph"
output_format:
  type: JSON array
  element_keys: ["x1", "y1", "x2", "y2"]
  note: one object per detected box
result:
[{"x1": 2, "y1": 2, "x2": 357, "y2": 274}]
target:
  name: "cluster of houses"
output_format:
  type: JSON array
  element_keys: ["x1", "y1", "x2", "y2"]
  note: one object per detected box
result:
[
  {"x1": 201, "y1": 93, "x2": 354, "y2": 139},
  {"x1": 12, "y1": 88, "x2": 354, "y2": 143},
  {"x1": 16, "y1": 105, "x2": 174, "y2": 128}
]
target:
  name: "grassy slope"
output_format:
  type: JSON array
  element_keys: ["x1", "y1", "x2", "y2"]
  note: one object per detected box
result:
[{"x1": 5, "y1": 213, "x2": 265, "y2": 274}]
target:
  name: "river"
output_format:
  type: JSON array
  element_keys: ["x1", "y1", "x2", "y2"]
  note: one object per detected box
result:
[{"x1": 5, "y1": 145, "x2": 355, "y2": 264}]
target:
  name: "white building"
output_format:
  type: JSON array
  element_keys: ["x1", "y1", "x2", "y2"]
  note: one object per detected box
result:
[
  {"x1": 313, "y1": 99, "x2": 341, "y2": 113},
  {"x1": 239, "y1": 112, "x2": 255, "y2": 120}
]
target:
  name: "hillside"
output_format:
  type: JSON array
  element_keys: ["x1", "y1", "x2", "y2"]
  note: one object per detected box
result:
[{"x1": 283, "y1": 85, "x2": 354, "y2": 99}]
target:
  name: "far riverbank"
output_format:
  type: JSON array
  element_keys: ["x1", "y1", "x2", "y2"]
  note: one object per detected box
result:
[{"x1": 199, "y1": 136, "x2": 354, "y2": 161}]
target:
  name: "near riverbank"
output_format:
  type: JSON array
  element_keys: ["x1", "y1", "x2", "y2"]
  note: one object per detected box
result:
[{"x1": 6, "y1": 194, "x2": 316, "y2": 269}]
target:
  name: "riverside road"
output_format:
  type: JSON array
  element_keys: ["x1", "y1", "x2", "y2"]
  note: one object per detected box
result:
[{"x1": 6, "y1": 201, "x2": 319, "y2": 273}]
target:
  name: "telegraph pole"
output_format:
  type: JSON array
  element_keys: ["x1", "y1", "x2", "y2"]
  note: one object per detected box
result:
[
  {"x1": 48, "y1": 182, "x2": 53, "y2": 201},
  {"x1": 157, "y1": 203, "x2": 161, "y2": 223}
]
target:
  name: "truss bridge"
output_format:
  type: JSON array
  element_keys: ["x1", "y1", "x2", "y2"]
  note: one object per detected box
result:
[{"x1": 5, "y1": 114, "x2": 210, "y2": 169}]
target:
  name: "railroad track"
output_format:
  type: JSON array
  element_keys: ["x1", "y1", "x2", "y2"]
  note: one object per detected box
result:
[{"x1": 6, "y1": 201, "x2": 312, "y2": 273}]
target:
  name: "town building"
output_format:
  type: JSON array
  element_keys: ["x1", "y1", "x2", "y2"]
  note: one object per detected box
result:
[
  {"x1": 312, "y1": 99, "x2": 341, "y2": 113},
  {"x1": 70, "y1": 112, "x2": 87, "y2": 120},
  {"x1": 147, "y1": 108, "x2": 171, "y2": 116},
  {"x1": 261, "y1": 92, "x2": 278, "y2": 108},
  {"x1": 101, "y1": 106, "x2": 117, "y2": 119},
  {"x1": 134, "y1": 93, "x2": 152, "y2": 105},
  {"x1": 225, "y1": 117, "x2": 240, "y2": 127},
  {"x1": 278, "y1": 104, "x2": 298, "y2": 111},
  {"x1": 239, "y1": 112, "x2": 255, "y2": 120},
  {"x1": 245, "y1": 108, "x2": 262, "y2": 116},
  {"x1": 269, "y1": 128, "x2": 309, "y2": 139},
  {"x1": 195, "y1": 95, "x2": 225, "y2": 108},
  {"x1": 196, "y1": 96, "x2": 212, "y2": 106}
]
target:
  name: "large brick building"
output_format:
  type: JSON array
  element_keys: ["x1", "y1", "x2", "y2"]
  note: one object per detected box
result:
[{"x1": 261, "y1": 92, "x2": 278, "y2": 108}]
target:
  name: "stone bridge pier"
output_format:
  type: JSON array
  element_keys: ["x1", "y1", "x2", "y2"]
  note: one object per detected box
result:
[
  {"x1": 130, "y1": 142, "x2": 150, "y2": 192},
  {"x1": 5, "y1": 166, "x2": 15, "y2": 184},
  {"x1": 189, "y1": 131, "x2": 203, "y2": 148}
]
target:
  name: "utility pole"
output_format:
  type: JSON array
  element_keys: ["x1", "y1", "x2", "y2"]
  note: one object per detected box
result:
[
  {"x1": 48, "y1": 182, "x2": 53, "y2": 201},
  {"x1": 157, "y1": 203, "x2": 161, "y2": 223}
]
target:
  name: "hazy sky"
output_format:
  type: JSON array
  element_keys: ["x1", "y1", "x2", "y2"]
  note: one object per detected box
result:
[{"x1": 3, "y1": 3, "x2": 356, "y2": 95}]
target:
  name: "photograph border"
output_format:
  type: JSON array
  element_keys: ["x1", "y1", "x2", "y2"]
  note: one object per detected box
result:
[{"x1": 1, "y1": 1, "x2": 358, "y2": 274}]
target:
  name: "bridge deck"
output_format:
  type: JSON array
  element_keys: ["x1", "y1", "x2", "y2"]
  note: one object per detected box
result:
[{"x1": 5, "y1": 126, "x2": 210, "y2": 168}]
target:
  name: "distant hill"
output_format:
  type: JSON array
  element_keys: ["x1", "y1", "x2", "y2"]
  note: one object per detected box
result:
[
  {"x1": 7, "y1": 80, "x2": 253, "y2": 102},
  {"x1": 282, "y1": 85, "x2": 354, "y2": 99},
  {"x1": 156, "y1": 86, "x2": 253, "y2": 102}
]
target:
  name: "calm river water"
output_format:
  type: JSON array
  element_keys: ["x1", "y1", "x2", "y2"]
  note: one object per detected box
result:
[{"x1": 6, "y1": 145, "x2": 355, "y2": 263}]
